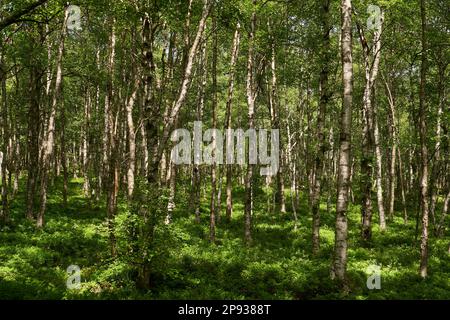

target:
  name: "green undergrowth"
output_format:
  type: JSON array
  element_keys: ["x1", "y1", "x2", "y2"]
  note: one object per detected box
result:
[{"x1": 0, "y1": 178, "x2": 449, "y2": 299}]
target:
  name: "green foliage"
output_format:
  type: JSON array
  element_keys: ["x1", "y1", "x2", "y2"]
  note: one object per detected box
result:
[
  {"x1": 1, "y1": 177, "x2": 448, "y2": 300},
  {"x1": 0, "y1": 0, "x2": 448, "y2": 301}
]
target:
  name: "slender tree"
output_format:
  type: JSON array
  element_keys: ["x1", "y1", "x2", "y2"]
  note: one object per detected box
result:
[
  {"x1": 244, "y1": 0, "x2": 257, "y2": 245},
  {"x1": 210, "y1": 12, "x2": 218, "y2": 242},
  {"x1": 225, "y1": 22, "x2": 241, "y2": 222},
  {"x1": 331, "y1": 0, "x2": 353, "y2": 283},
  {"x1": 311, "y1": 0, "x2": 331, "y2": 254},
  {"x1": 37, "y1": 7, "x2": 69, "y2": 228},
  {"x1": 418, "y1": 0, "x2": 430, "y2": 279}
]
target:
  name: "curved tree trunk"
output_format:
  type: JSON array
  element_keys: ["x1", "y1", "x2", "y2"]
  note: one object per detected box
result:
[{"x1": 147, "y1": 0, "x2": 212, "y2": 183}]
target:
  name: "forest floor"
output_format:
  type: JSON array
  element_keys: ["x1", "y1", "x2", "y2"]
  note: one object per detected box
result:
[{"x1": 0, "y1": 178, "x2": 449, "y2": 299}]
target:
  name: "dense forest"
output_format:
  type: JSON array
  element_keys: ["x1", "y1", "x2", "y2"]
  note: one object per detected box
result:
[{"x1": 0, "y1": 0, "x2": 448, "y2": 300}]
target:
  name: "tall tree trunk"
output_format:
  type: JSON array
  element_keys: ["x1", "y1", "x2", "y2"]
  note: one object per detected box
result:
[
  {"x1": 268, "y1": 22, "x2": 285, "y2": 215},
  {"x1": 438, "y1": 190, "x2": 449, "y2": 237},
  {"x1": 311, "y1": 0, "x2": 330, "y2": 254},
  {"x1": 244, "y1": 0, "x2": 257, "y2": 245},
  {"x1": 356, "y1": 11, "x2": 384, "y2": 240},
  {"x1": 0, "y1": 44, "x2": 8, "y2": 223},
  {"x1": 373, "y1": 91, "x2": 386, "y2": 230},
  {"x1": 82, "y1": 88, "x2": 91, "y2": 198},
  {"x1": 216, "y1": 173, "x2": 222, "y2": 223},
  {"x1": 60, "y1": 101, "x2": 68, "y2": 207},
  {"x1": 286, "y1": 105, "x2": 299, "y2": 230},
  {"x1": 105, "y1": 19, "x2": 118, "y2": 258},
  {"x1": 26, "y1": 61, "x2": 41, "y2": 220},
  {"x1": 429, "y1": 63, "x2": 446, "y2": 233},
  {"x1": 11, "y1": 129, "x2": 19, "y2": 198},
  {"x1": 331, "y1": 0, "x2": 353, "y2": 283},
  {"x1": 139, "y1": 103, "x2": 149, "y2": 178},
  {"x1": 147, "y1": 0, "x2": 212, "y2": 183},
  {"x1": 142, "y1": 11, "x2": 159, "y2": 187},
  {"x1": 397, "y1": 145, "x2": 408, "y2": 223},
  {"x1": 225, "y1": 22, "x2": 240, "y2": 222},
  {"x1": 210, "y1": 12, "x2": 218, "y2": 243},
  {"x1": 137, "y1": 1, "x2": 210, "y2": 289},
  {"x1": 418, "y1": 0, "x2": 430, "y2": 279},
  {"x1": 384, "y1": 76, "x2": 398, "y2": 220},
  {"x1": 94, "y1": 48, "x2": 102, "y2": 200},
  {"x1": 192, "y1": 41, "x2": 207, "y2": 223},
  {"x1": 37, "y1": 8, "x2": 69, "y2": 228},
  {"x1": 165, "y1": 157, "x2": 177, "y2": 225},
  {"x1": 126, "y1": 76, "x2": 140, "y2": 199}
]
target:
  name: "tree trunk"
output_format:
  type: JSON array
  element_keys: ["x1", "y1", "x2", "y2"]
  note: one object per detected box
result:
[
  {"x1": 192, "y1": 40, "x2": 207, "y2": 223},
  {"x1": 126, "y1": 76, "x2": 140, "y2": 199},
  {"x1": 373, "y1": 91, "x2": 386, "y2": 230},
  {"x1": 356, "y1": 11, "x2": 385, "y2": 239},
  {"x1": 0, "y1": 45, "x2": 9, "y2": 223},
  {"x1": 268, "y1": 21, "x2": 285, "y2": 215},
  {"x1": 37, "y1": 8, "x2": 69, "y2": 228},
  {"x1": 225, "y1": 22, "x2": 240, "y2": 222},
  {"x1": 286, "y1": 106, "x2": 298, "y2": 230},
  {"x1": 165, "y1": 159, "x2": 177, "y2": 225},
  {"x1": 331, "y1": 0, "x2": 353, "y2": 283},
  {"x1": 60, "y1": 101, "x2": 68, "y2": 208},
  {"x1": 147, "y1": 0, "x2": 212, "y2": 183},
  {"x1": 418, "y1": 0, "x2": 430, "y2": 279},
  {"x1": 397, "y1": 146, "x2": 408, "y2": 223},
  {"x1": 105, "y1": 19, "x2": 118, "y2": 258},
  {"x1": 82, "y1": 88, "x2": 91, "y2": 198},
  {"x1": 311, "y1": 0, "x2": 330, "y2": 254},
  {"x1": 438, "y1": 190, "x2": 449, "y2": 237},
  {"x1": 244, "y1": 0, "x2": 257, "y2": 246},
  {"x1": 94, "y1": 48, "x2": 102, "y2": 200},
  {"x1": 209, "y1": 12, "x2": 218, "y2": 243},
  {"x1": 429, "y1": 63, "x2": 445, "y2": 233},
  {"x1": 26, "y1": 61, "x2": 41, "y2": 220},
  {"x1": 384, "y1": 76, "x2": 398, "y2": 220}
]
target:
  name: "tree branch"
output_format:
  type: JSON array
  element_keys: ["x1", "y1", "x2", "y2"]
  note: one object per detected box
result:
[{"x1": 0, "y1": 0, "x2": 48, "y2": 31}]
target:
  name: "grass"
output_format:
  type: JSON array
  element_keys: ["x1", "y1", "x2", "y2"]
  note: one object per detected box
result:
[{"x1": 0, "y1": 177, "x2": 449, "y2": 300}]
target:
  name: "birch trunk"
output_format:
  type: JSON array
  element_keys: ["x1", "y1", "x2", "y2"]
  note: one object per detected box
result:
[
  {"x1": 210, "y1": 13, "x2": 218, "y2": 242},
  {"x1": 384, "y1": 76, "x2": 398, "y2": 220},
  {"x1": 148, "y1": 0, "x2": 211, "y2": 183},
  {"x1": 26, "y1": 62, "x2": 41, "y2": 220},
  {"x1": 82, "y1": 89, "x2": 91, "y2": 198},
  {"x1": 311, "y1": 0, "x2": 330, "y2": 254},
  {"x1": 244, "y1": 0, "x2": 257, "y2": 245},
  {"x1": 429, "y1": 64, "x2": 445, "y2": 232},
  {"x1": 225, "y1": 23, "x2": 240, "y2": 222},
  {"x1": 419, "y1": 0, "x2": 430, "y2": 278},
  {"x1": 105, "y1": 20, "x2": 118, "y2": 258},
  {"x1": 192, "y1": 41, "x2": 207, "y2": 223},
  {"x1": 332, "y1": 0, "x2": 353, "y2": 283},
  {"x1": 356, "y1": 11, "x2": 385, "y2": 239},
  {"x1": 0, "y1": 45, "x2": 8, "y2": 223},
  {"x1": 126, "y1": 76, "x2": 140, "y2": 199},
  {"x1": 37, "y1": 8, "x2": 69, "y2": 228}
]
